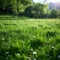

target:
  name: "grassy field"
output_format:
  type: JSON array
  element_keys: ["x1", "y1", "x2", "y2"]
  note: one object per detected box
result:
[{"x1": 0, "y1": 18, "x2": 60, "y2": 60}]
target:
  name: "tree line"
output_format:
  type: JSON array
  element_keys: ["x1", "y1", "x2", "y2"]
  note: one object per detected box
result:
[
  {"x1": 0, "y1": 0, "x2": 32, "y2": 14},
  {"x1": 0, "y1": 0, "x2": 60, "y2": 18}
]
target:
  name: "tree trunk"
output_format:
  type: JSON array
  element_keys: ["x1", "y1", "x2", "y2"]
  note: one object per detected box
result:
[{"x1": 17, "y1": 0, "x2": 19, "y2": 15}]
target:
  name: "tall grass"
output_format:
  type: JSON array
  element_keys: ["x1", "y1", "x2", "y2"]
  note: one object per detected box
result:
[{"x1": 0, "y1": 18, "x2": 60, "y2": 60}]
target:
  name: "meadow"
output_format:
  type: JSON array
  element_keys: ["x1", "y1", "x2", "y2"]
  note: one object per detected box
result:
[{"x1": 0, "y1": 17, "x2": 60, "y2": 60}]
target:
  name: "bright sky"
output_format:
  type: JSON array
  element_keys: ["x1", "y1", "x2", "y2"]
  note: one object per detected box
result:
[{"x1": 33, "y1": 0, "x2": 60, "y2": 3}]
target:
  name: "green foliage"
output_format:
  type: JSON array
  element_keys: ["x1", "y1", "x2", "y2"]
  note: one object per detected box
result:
[
  {"x1": 0, "y1": 0, "x2": 60, "y2": 18},
  {"x1": 30, "y1": 38, "x2": 44, "y2": 49},
  {"x1": 24, "y1": 3, "x2": 48, "y2": 18},
  {"x1": 0, "y1": 0, "x2": 32, "y2": 14},
  {"x1": 50, "y1": 9, "x2": 58, "y2": 18}
]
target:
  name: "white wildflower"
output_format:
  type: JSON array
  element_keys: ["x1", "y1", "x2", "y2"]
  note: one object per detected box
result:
[
  {"x1": 5, "y1": 52, "x2": 9, "y2": 54},
  {"x1": 26, "y1": 57, "x2": 31, "y2": 60},
  {"x1": 33, "y1": 51, "x2": 37, "y2": 55},
  {"x1": 2, "y1": 38, "x2": 5, "y2": 41},
  {"x1": 58, "y1": 55, "x2": 60, "y2": 58},
  {"x1": 51, "y1": 46, "x2": 54, "y2": 49},
  {"x1": 16, "y1": 53, "x2": 20, "y2": 57},
  {"x1": 30, "y1": 49, "x2": 33, "y2": 52},
  {"x1": 33, "y1": 58, "x2": 36, "y2": 60}
]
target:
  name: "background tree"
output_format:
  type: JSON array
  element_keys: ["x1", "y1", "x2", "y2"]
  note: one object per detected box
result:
[
  {"x1": 0, "y1": 0, "x2": 32, "y2": 15},
  {"x1": 57, "y1": 9, "x2": 60, "y2": 18},
  {"x1": 50, "y1": 9, "x2": 58, "y2": 18},
  {"x1": 24, "y1": 3, "x2": 48, "y2": 18}
]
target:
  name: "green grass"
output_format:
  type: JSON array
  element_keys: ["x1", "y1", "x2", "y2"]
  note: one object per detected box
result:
[{"x1": 0, "y1": 17, "x2": 60, "y2": 60}]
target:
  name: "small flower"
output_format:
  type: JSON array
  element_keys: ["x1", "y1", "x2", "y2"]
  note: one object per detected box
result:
[
  {"x1": 58, "y1": 55, "x2": 60, "y2": 58},
  {"x1": 30, "y1": 49, "x2": 33, "y2": 52},
  {"x1": 33, "y1": 58, "x2": 36, "y2": 60},
  {"x1": 33, "y1": 51, "x2": 37, "y2": 55},
  {"x1": 5, "y1": 52, "x2": 9, "y2": 54},
  {"x1": 51, "y1": 46, "x2": 54, "y2": 49},
  {"x1": 26, "y1": 57, "x2": 31, "y2": 60},
  {"x1": 2, "y1": 38, "x2": 5, "y2": 41},
  {"x1": 16, "y1": 53, "x2": 20, "y2": 57}
]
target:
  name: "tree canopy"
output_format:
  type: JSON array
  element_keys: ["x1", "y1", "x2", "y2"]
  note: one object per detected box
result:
[
  {"x1": 0, "y1": 0, "x2": 32, "y2": 14},
  {"x1": 0, "y1": 0, "x2": 60, "y2": 18}
]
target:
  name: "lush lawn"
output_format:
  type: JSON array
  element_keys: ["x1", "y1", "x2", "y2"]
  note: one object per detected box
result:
[{"x1": 0, "y1": 18, "x2": 60, "y2": 60}]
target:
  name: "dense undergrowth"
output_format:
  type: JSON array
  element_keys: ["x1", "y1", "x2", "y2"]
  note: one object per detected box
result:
[{"x1": 0, "y1": 18, "x2": 60, "y2": 60}]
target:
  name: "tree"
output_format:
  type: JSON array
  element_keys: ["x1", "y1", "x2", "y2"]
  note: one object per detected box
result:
[
  {"x1": 50, "y1": 9, "x2": 58, "y2": 18},
  {"x1": 57, "y1": 10, "x2": 60, "y2": 18},
  {"x1": 0, "y1": 0, "x2": 32, "y2": 14},
  {"x1": 0, "y1": 0, "x2": 15, "y2": 14},
  {"x1": 24, "y1": 3, "x2": 48, "y2": 18}
]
